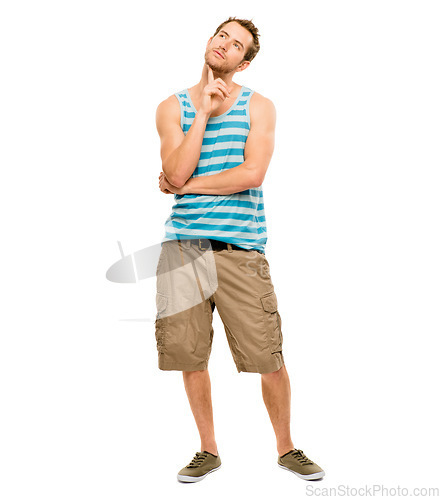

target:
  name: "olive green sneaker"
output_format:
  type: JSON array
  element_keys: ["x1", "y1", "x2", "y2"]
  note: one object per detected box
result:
[
  {"x1": 177, "y1": 451, "x2": 221, "y2": 483},
  {"x1": 278, "y1": 448, "x2": 325, "y2": 480}
]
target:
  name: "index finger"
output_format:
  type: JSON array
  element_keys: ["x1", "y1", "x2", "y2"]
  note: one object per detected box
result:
[{"x1": 207, "y1": 65, "x2": 214, "y2": 83}]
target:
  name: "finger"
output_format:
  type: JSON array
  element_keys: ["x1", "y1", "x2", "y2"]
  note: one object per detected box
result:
[
  {"x1": 207, "y1": 65, "x2": 214, "y2": 84},
  {"x1": 211, "y1": 88, "x2": 228, "y2": 100},
  {"x1": 214, "y1": 80, "x2": 231, "y2": 97},
  {"x1": 215, "y1": 78, "x2": 233, "y2": 94},
  {"x1": 215, "y1": 78, "x2": 229, "y2": 91},
  {"x1": 207, "y1": 84, "x2": 228, "y2": 99},
  {"x1": 209, "y1": 78, "x2": 228, "y2": 92}
]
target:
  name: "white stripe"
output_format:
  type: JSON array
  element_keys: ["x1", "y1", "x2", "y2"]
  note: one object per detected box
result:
[
  {"x1": 166, "y1": 215, "x2": 266, "y2": 229},
  {"x1": 173, "y1": 206, "x2": 266, "y2": 216},
  {"x1": 197, "y1": 155, "x2": 244, "y2": 167}
]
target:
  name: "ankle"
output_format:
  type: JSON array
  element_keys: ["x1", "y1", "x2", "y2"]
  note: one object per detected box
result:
[
  {"x1": 201, "y1": 444, "x2": 218, "y2": 456},
  {"x1": 277, "y1": 442, "x2": 295, "y2": 456}
]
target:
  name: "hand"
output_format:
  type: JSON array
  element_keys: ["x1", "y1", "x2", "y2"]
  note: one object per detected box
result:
[
  {"x1": 158, "y1": 172, "x2": 185, "y2": 195},
  {"x1": 199, "y1": 65, "x2": 233, "y2": 116}
]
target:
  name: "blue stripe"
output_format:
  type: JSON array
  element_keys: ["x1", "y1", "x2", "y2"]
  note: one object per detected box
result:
[
  {"x1": 173, "y1": 198, "x2": 265, "y2": 210},
  {"x1": 199, "y1": 148, "x2": 243, "y2": 160},
  {"x1": 228, "y1": 109, "x2": 246, "y2": 116},
  {"x1": 173, "y1": 196, "x2": 264, "y2": 210},
  {"x1": 202, "y1": 134, "x2": 247, "y2": 145},
  {"x1": 184, "y1": 122, "x2": 249, "y2": 133},
  {"x1": 206, "y1": 121, "x2": 249, "y2": 131},
  {"x1": 171, "y1": 211, "x2": 264, "y2": 222},
  {"x1": 193, "y1": 162, "x2": 242, "y2": 175}
]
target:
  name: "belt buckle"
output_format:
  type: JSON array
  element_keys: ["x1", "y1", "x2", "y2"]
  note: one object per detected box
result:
[{"x1": 198, "y1": 239, "x2": 211, "y2": 251}]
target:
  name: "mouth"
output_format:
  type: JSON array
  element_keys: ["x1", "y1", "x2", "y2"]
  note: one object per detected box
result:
[{"x1": 213, "y1": 50, "x2": 225, "y2": 59}]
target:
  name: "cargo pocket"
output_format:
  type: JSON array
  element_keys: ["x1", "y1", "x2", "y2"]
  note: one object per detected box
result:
[
  {"x1": 155, "y1": 293, "x2": 168, "y2": 353},
  {"x1": 261, "y1": 291, "x2": 283, "y2": 354}
]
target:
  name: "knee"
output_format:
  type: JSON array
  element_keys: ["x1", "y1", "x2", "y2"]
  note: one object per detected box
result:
[
  {"x1": 182, "y1": 369, "x2": 208, "y2": 377},
  {"x1": 261, "y1": 365, "x2": 285, "y2": 379}
]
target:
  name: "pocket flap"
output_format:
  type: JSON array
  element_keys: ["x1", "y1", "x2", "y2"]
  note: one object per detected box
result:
[{"x1": 260, "y1": 292, "x2": 278, "y2": 313}]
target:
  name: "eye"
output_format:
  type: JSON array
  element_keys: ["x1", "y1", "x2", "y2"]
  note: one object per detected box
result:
[{"x1": 234, "y1": 43, "x2": 239, "y2": 48}]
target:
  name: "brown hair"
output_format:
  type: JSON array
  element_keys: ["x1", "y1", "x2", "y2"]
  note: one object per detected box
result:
[{"x1": 212, "y1": 17, "x2": 260, "y2": 63}]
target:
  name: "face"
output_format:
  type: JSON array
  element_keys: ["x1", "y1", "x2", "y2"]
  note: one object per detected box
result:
[{"x1": 205, "y1": 22, "x2": 253, "y2": 74}]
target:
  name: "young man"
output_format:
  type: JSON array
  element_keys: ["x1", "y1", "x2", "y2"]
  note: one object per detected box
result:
[{"x1": 155, "y1": 17, "x2": 325, "y2": 483}]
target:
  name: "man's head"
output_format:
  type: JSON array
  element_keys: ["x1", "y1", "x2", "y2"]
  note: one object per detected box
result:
[{"x1": 205, "y1": 17, "x2": 261, "y2": 75}]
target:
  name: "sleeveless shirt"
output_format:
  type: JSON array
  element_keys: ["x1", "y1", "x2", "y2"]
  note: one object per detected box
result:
[{"x1": 161, "y1": 85, "x2": 268, "y2": 254}]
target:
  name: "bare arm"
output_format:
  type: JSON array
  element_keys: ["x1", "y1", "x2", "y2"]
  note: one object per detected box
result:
[
  {"x1": 159, "y1": 93, "x2": 276, "y2": 195},
  {"x1": 156, "y1": 66, "x2": 232, "y2": 188},
  {"x1": 156, "y1": 97, "x2": 209, "y2": 188}
]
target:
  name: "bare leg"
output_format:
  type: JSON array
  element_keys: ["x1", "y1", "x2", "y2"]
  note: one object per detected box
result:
[
  {"x1": 261, "y1": 365, "x2": 295, "y2": 456},
  {"x1": 182, "y1": 369, "x2": 218, "y2": 456}
]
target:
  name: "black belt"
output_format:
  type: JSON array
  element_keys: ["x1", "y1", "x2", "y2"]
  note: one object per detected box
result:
[{"x1": 188, "y1": 238, "x2": 248, "y2": 252}]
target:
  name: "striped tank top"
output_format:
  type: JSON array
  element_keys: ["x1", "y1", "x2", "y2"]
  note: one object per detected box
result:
[{"x1": 162, "y1": 85, "x2": 268, "y2": 253}]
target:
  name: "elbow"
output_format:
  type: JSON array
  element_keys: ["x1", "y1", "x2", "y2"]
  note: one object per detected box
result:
[
  {"x1": 168, "y1": 175, "x2": 186, "y2": 188},
  {"x1": 244, "y1": 162, "x2": 266, "y2": 189},
  {"x1": 249, "y1": 171, "x2": 265, "y2": 189},
  {"x1": 162, "y1": 164, "x2": 187, "y2": 188}
]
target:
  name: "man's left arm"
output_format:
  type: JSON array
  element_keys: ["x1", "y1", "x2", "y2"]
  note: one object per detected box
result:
[{"x1": 159, "y1": 93, "x2": 276, "y2": 195}]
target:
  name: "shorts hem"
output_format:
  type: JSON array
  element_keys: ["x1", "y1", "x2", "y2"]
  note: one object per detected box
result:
[
  {"x1": 158, "y1": 359, "x2": 209, "y2": 372},
  {"x1": 235, "y1": 353, "x2": 285, "y2": 374}
]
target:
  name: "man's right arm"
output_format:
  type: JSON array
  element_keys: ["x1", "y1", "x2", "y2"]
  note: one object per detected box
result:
[{"x1": 155, "y1": 95, "x2": 210, "y2": 188}]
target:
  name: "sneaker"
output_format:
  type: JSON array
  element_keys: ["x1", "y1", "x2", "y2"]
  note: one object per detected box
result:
[
  {"x1": 177, "y1": 451, "x2": 221, "y2": 483},
  {"x1": 278, "y1": 449, "x2": 325, "y2": 480}
]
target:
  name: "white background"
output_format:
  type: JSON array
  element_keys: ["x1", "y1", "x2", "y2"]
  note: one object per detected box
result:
[{"x1": 1, "y1": 0, "x2": 439, "y2": 498}]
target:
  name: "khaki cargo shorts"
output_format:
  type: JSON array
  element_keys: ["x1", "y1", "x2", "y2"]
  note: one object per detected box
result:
[{"x1": 154, "y1": 239, "x2": 284, "y2": 374}]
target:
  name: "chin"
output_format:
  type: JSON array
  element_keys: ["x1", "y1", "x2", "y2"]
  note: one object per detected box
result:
[
  {"x1": 209, "y1": 59, "x2": 227, "y2": 72},
  {"x1": 206, "y1": 55, "x2": 223, "y2": 69}
]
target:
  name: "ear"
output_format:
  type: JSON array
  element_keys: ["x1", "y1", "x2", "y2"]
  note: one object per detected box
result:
[
  {"x1": 235, "y1": 60, "x2": 251, "y2": 73},
  {"x1": 206, "y1": 36, "x2": 213, "y2": 49}
]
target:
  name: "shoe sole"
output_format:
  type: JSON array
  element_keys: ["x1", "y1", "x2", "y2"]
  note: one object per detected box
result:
[
  {"x1": 177, "y1": 464, "x2": 222, "y2": 483},
  {"x1": 278, "y1": 463, "x2": 325, "y2": 480}
]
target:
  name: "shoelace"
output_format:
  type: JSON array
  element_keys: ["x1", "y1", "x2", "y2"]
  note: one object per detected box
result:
[
  {"x1": 291, "y1": 449, "x2": 314, "y2": 465},
  {"x1": 187, "y1": 451, "x2": 209, "y2": 468}
]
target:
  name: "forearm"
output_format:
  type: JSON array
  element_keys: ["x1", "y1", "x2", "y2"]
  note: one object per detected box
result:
[
  {"x1": 181, "y1": 162, "x2": 260, "y2": 195},
  {"x1": 162, "y1": 111, "x2": 210, "y2": 187}
]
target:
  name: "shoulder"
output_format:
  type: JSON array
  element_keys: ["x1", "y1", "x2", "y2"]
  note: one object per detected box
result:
[
  {"x1": 248, "y1": 91, "x2": 276, "y2": 127},
  {"x1": 156, "y1": 93, "x2": 181, "y2": 127}
]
